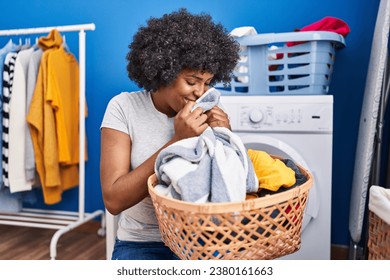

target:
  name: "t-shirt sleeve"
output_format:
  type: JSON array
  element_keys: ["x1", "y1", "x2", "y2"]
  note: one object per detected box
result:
[{"x1": 100, "y1": 93, "x2": 130, "y2": 136}]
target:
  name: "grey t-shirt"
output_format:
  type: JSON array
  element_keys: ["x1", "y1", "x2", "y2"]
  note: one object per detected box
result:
[{"x1": 100, "y1": 90, "x2": 174, "y2": 242}]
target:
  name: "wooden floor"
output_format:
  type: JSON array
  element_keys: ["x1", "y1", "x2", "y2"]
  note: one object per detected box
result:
[
  {"x1": 330, "y1": 245, "x2": 349, "y2": 260},
  {"x1": 0, "y1": 221, "x2": 106, "y2": 260},
  {"x1": 0, "y1": 221, "x2": 349, "y2": 260}
]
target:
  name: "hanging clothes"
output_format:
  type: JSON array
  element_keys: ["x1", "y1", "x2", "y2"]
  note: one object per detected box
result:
[
  {"x1": 0, "y1": 39, "x2": 18, "y2": 190},
  {"x1": 0, "y1": 39, "x2": 23, "y2": 212},
  {"x1": 25, "y1": 48, "x2": 43, "y2": 182},
  {"x1": 8, "y1": 47, "x2": 35, "y2": 192},
  {"x1": 2, "y1": 51, "x2": 18, "y2": 188},
  {"x1": 0, "y1": 25, "x2": 99, "y2": 262},
  {"x1": 27, "y1": 29, "x2": 85, "y2": 204},
  {"x1": 46, "y1": 36, "x2": 87, "y2": 165}
]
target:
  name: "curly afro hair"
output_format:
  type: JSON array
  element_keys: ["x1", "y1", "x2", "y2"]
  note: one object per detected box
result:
[{"x1": 126, "y1": 8, "x2": 240, "y2": 92}]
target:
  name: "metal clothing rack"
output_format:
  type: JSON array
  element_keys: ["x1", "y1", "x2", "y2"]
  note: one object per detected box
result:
[{"x1": 0, "y1": 23, "x2": 105, "y2": 260}]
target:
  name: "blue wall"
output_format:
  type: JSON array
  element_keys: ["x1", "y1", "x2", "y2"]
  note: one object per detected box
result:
[{"x1": 0, "y1": 0, "x2": 380, "y2": 247}]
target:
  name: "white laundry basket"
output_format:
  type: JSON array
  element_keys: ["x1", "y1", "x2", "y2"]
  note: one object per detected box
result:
[{"x1": 215, "y1": 31, "x2": 345, "y2": 95}]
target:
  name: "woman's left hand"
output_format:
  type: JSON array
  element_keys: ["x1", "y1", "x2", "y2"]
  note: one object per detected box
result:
[{"x1": 204, "y1": 106, "x2": 231, "y2": 130}]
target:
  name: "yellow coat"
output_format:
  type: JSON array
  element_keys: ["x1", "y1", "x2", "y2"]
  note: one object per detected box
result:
[{"x1": 27, "y1": 29, "x2": 85, "y2": 204}]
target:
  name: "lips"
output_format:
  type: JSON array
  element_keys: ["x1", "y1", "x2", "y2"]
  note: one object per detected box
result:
[{"x1": 184, "y1": 98, "x2": 196, "y2": 103}]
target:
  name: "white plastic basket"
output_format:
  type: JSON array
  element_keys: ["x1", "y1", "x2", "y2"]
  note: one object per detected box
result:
[{"x1": 216, "y1": 31, "x2": 345, "y2": 95}]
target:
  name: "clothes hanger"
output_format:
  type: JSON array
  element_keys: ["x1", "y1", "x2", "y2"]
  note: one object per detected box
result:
[{"x1": 62, "y1": 34, "x2": 70, "y2": 52}]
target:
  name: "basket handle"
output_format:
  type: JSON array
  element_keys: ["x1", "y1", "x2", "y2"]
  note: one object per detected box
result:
[{"x1": 237, "y1": 31, "x2": 346, "y2": 48}]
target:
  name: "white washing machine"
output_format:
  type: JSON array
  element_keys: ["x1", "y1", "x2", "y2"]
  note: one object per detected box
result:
[{"x1": 220, "y1": 94, "x2": 333, "y2": 260}]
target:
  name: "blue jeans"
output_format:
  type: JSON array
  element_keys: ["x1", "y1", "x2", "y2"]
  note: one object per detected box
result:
[{"x1": 111, "y1": 238, "x2": 180, "y2": 260}]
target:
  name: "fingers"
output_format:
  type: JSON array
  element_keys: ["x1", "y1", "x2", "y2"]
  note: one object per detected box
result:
[
  {"x1": 179, "y1": 101, "x2": 204, "y2": 120},
  {"x1": 181, "y1": 100, "x2": 196, "y2": 115},
  {"x1": 189, "y1": 107, "x2": 208, "y2": 130},
  {"x1": 205, "y1": 106, "x2": 231, "y2": 129},
  {"x1": 176, "y1": 101, "x2": 202, "y2": 122},
  {"x1": 174, "y1": 104, "x2": 231, "y2": 142},
  {"x1": 173, "y1": 102, "x2": 209, "y2": 140},
  {"x1": 204, "y1": 106, "x2": 227, "y2": 117}
]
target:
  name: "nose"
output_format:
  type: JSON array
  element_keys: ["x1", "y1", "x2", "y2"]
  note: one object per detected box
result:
[{"x1": 194, "y1": 84, "x2": 209, "y2": 98}]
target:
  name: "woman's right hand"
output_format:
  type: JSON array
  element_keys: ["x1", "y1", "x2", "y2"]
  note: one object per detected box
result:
[{"x1": 172, "y1": 101, "x2": 208, "y2": 141}]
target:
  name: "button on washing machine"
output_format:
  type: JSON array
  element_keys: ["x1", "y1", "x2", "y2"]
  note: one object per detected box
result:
[{"x1": 249, "y1": 109, "x2": 263, "y2": 123}]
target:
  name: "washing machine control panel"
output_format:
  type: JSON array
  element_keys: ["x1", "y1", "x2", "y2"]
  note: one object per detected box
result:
[{"x1": 220, "y1": 95, "x2": 333, "y2": 132}]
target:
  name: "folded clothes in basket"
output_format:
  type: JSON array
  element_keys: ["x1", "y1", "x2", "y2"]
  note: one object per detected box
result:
[
  {"x1": 154, "y1": 88, "x2": 258, "y2": 203},
  {"x1": 287, "y1": 16, "x2": 350, "y2": 47},
  {"x1": 369, "y1": 185, "x2": 390, "y2": 225},
  {"x1": 230, "y1": 26, "x2": 258, "y2": 85},
  {"x1": 230, "y1": 26, "x2": 258, "y2": 37}
]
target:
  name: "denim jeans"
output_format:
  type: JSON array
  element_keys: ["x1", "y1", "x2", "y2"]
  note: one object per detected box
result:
[{"x1": 111, "y1": 238, "x2": 180, "y2": 260}]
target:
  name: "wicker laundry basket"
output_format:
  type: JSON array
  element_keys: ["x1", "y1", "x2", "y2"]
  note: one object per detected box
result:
[
  {"x1": 368, "y1": 211, "x2": 390, "y2": 260},
  {"x1": 148, "y1": 164, "x2": 313, "y2": 260}
]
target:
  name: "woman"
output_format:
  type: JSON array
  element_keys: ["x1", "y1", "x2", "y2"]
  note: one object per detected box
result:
[{"x1": 100, "y1": 8, "x2": 239, "y2": 260}]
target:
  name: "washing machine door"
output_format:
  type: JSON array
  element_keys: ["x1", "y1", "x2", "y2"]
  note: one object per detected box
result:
[{"x1": 238, "y1": 134, "x2": 319, "y2": 232}]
